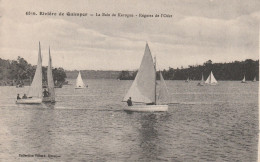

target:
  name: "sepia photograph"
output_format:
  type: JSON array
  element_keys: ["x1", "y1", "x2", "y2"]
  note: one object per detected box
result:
[{"x1": 0, "y1": 0, "x2": 259, "y2": 161}]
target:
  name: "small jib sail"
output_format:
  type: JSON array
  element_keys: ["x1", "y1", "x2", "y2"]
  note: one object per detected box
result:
[
  {"x1": 205, "y1": 71, "x2": 217, "y2": 85},
  {"x1": 157, "y1": 72, "x2": 169, "y2": 104},
  {"x1": 201, "y1": 73, "x2": 204, "y2": 83},
  {"x1": 241, "y1": 75, "x2": 246, "y2": 83},
  {"x1": 46, "y1": 47, "x2": 55, "y2": 102},
  {"x1": 28, "y1": 42, "x2": 43, "y2": 99},
  {"x1": 123, "y1": 43, "x2": 168, "y2": 105},
  {"x1": 75, "y1": 71, "x2": 86, "y2": 88}
]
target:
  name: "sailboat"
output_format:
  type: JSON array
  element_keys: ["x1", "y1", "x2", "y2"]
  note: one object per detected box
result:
[
  {"x1": 54, "y1": 80, "x2": 63, "y2": 88},
  {"x1": 241, "y1": 75, "x2": 246, "y2": 83},
  {"x1": 123, "y1": 43, "x2": 169, "y2": 112},
  {"x1": 205, "y1": 71, "x2": 218, "y2": 85},
  {"x1": 75, "y1": 71, "x2": 87, "y2": 89},
  {"x1": 16, "y1": 42, "x2": 43, "y2": 104},
  {"x1": 185, "y1": 77, "x2": 190, "y2": 82},
  {"x1": 43, "y1": 47, "x2": 55, "y2": 102},
  {"x1": 197, "y1": 73, "x2": 204, "y2": 86},
  {"x1": 252, "y1": 76, "x2": 256, "y2": 82}
]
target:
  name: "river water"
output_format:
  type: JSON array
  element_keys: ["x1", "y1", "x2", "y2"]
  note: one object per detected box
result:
[{"x1": 0, "y1": 79, "x2": 258, "y2": 161}]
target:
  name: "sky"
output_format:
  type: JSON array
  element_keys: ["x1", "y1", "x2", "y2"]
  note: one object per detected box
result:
[{"x1": 0, "y1": 0, "x2": 259, "y2": 70}]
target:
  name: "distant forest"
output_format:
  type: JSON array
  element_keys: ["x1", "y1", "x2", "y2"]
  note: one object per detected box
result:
[
  {"x1": 117, "y1": 59, "x2": 259, "y2": 81},
  {"x1": 0, "y1": 57, "x2": 67, "y2": 86},
  {"x1": 0, "y1": 57, "x2": 258, "y2": 84},
  {"x1": 65, "y1": 70, "x2": 121, "y2": 79}
]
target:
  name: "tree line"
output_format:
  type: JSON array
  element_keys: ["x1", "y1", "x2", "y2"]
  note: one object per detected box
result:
[
  {"x1": 0, "y1": 56, "x2": 67, "y2": 86},
  {"x1": 117, "y1": 59, "x2": 259, "y2": 81}
]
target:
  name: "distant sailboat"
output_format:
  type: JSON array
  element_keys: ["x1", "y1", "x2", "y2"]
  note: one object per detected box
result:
[
  {"x1": 241, "y1": 75, "x2": 246, "y2": 83},
  {"x1": 205, "y1": 71, "x2": 218, "y2": 85},
  {"x1": 16, "y1": 80, "x2": 24, "y2": 88},
  {"x1": 16, "y1": 42, "x2": 42, "y2": 104},
  {"x1": 54, "y1": 80, "x2": 63, "y2": 88},
  {"x1": 197, "y1": 73, "x2": 204, "y2": 86},
  {"x1": 123, "y1": 43, "x2": 168, "y2": 112},
  {"x1": 75, "y1": 71, "x2": 87, "y2": 89},
  {"x1": 43, "y1": 47, "x2": 55, "y2": 102},
  {"x1": 185, "y1": 77, "x2": 190, "y2": 82},
  {"x1": 253, "y1": 76, "x2": 256, "y2": 82}
]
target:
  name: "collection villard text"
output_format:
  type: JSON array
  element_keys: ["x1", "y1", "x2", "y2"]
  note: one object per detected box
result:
[
  {"x1": 26, "y1": 11, "x2": 173, "y2": 18},
  {"x1": 19, "y1": 153, "x2": 60, "y2": 158}
]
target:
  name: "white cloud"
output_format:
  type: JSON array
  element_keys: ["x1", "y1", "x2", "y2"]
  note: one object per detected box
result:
[{"x1": 0, "y1": 0, "x2": 259, "y2": 70}]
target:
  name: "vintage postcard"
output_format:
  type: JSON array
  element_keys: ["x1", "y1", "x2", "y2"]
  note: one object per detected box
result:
[{"x1": 0, "y1": 0, "x2": 259, "y2": 161}]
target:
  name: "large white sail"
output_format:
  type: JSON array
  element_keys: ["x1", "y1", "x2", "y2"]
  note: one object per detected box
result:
[
  {"x1": 210, "y1": 71, "x2": 217, "y2": 83},
  {"x1": 47, "y1": 47, "x2": 55, "y2": 101},
  {"x1": 28, "y1": 42, "x2": 42, "y2": 98},
  {"x1": 205, "y1": 71, "x2": 217, "y2": 84},
  {"x1": 123, "y1": 43, "x2": 156, "y2": 103},
  {"x1": 76, "y1": 71, "x2": 86, "y2": 88},
  {"x1": 157, "y1": 72, "x2": 169, "y2": 104}
]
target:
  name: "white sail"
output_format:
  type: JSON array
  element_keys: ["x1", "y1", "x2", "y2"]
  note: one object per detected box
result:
[
  {"x1": 157, "y1": 72, "x2": 169, "y2": 104},
  {"x1": 123, "y1": 43, "x2": 156, "y2": 103},
  {"x1": 210, "y1": 71, "x2": 217, "y2": 83},
  {"x1": 205, "y1": 71, "x2": 217, "y2": 84},
  {"x1": 76, "y1": 71, "x2": 86, "y2": 88},
  {"x1": 47, "y1": 47, "x2": 55, "y2": 101},
  {"x1": 201, "y1": 73, "x2": 204, "y2": 82},
  {"x1": 28, "y1": 42, "x2": 42, "y2": 98},
  {"x1": 205, "y1": 73, "x2": 211, "y2": 84},
  {"x1": 198, "y1": 73, "x2": 205, "y2": 85},
  {"x1": 185, "y1": 76, "x2": 190, "y2": 82},
  {"x1": 253, "y1": 76, "x2": 256, "y2": 82},
  {"x1": 242, "y1": 75, "x2": 246, "y2": 82}
]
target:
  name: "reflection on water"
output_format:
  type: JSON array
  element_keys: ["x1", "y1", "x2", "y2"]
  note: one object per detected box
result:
[
  {"x1": 135, "y1": 113, "x2": 171, "y2": 161},
  {"x1": 27, "y1": 109, "x2": 54, "y2": 153},
  {"x1": 0, "y1": 80, "x2": 258, "y2": 161},
  {"x1": 139, "y1": 114, "x2": 160, "y2": 160},
  {"x1": 43, "y1": 102, "x2": 56, "y2": 109}
]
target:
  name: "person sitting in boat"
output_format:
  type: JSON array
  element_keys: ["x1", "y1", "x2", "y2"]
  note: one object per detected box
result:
[
  {"x1": 127, "y1": 97, "x2": 133, "y2": 106},
  {"x1": 22, "y1": 94, "x2": 27, "y2": 99},
  {"x1": 43, "y1": 89, "x2": 49, "y2": 97},
  {"x1": 17, "y1": 94, "x2": 21, "y2": 100}
]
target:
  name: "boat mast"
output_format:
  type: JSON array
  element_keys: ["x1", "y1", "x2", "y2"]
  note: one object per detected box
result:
[
  {"x1": 154, "y1": 56, "x2": 157, "y2": 105},
  {"x1": 209, "y1": 71, "x2": 212, "y2": 83}
]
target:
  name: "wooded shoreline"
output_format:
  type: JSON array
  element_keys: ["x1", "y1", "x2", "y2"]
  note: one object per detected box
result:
[{"x1": 0, "y1": 57, "x2": 258, "y2": 86}]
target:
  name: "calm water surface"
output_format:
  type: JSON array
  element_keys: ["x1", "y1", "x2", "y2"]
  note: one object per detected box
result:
[{"x1": 0, "y1": 80, "x2": 258, "y2": 161}]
